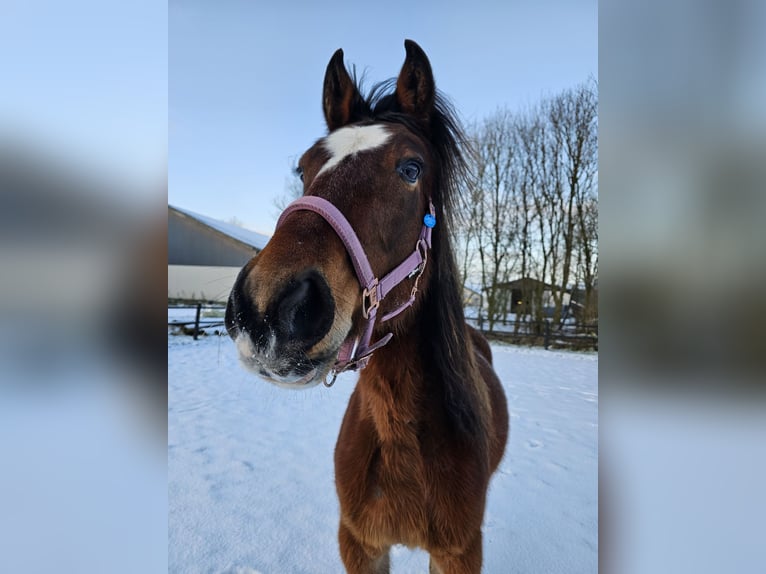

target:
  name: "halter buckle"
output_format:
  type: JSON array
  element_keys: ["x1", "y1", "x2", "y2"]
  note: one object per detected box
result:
[
  {"x1": 410, "y1": 239, "x2": 429, "y2": 299},
  {"x1": 362, "y1": 280, "x2": 380, "y2": 319}
]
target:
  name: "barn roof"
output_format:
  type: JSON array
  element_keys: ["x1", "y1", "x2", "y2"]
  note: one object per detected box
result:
[{"x1": 169, "y1": 205, "x2": 270, "y2": 251}]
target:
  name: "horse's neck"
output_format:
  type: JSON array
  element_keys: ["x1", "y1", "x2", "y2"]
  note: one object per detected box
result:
[{"x1": 357, "y1": 325, "x2": 433, "y2": 444}]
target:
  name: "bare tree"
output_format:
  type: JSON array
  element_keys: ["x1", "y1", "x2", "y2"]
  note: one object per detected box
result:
[
  {"x1": 547, "y1": 83, "x2": 598, "y2": 327},
  {"x1": 576, "y1": 191, "x2": 599, "y2": 324},
  {"x1": 226, "y1": 216, "x2": 247, "y2": 228},
  {"x1": 455, "y1": 129, "x2": 482, "y2": 292},
  {"x1": 510, "y1": 115, "x2": 542, "y2": 331},
  {"x1": 457, "y1": 81, "x2": 598, "y2": 337},
  {"x1": 464, "y1": 110, "x2": 519, "y2": 332}
]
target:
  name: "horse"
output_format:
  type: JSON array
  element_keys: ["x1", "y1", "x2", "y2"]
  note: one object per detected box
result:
[{"x1": 225, "y1": 40, "x2": 508, "y2": 574}]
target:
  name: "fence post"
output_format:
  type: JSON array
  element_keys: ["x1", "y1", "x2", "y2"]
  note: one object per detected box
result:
[
  {"x1": 544, "y1": 319, "x2": 551, "y2": 350},
  {"x1": 194, "y1": 303, "x2": 202, "y2": 340}
]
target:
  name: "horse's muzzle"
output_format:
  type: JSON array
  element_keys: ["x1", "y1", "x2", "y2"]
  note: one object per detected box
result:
[{"x1": 225, "y1": 267, "x2": 336, "y2": 388}]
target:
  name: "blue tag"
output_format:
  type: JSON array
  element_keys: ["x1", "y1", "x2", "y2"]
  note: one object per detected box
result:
[{"x1": 424, "y1": 213, "x2": 436, "y2": 228}]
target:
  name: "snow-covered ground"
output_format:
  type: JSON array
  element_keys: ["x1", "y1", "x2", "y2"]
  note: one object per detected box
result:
[{"x1": 169, "y1": 333, "x2": 598, "y2": 573}]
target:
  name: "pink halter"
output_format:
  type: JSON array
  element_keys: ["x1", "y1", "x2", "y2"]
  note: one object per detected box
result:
[{"x1": 276, "y1": 196, "x2": 435, "y2": 385}]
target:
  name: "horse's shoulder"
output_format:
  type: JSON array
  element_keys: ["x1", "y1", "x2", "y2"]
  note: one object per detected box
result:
[{"x1": 466, "y1": 324, "x2": 493, "y2": 364}]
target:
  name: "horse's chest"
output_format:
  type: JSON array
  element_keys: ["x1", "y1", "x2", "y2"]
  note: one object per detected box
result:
[
  {"x1": 345, "y1": 442, "x2": 431, "y2": 546},
  {"x1": 334, "y1": 393, "x2": 473, "y2": 548}
]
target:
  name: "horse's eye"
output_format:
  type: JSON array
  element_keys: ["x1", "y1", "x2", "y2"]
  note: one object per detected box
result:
[
  {"x1": 398, "y1": 160, "x2": 422, "y2": 184},
  {"x1": 295, "y1": 166, "x2": 304, "y2": 182}
]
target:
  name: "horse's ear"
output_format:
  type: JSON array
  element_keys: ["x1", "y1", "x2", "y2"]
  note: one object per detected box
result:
[
  {"x1": 395, "y1": 40, "x2": 435, "y2": 120},
  {"x1": 323, "y1": 48, "x2": 363, "y2": 131}
]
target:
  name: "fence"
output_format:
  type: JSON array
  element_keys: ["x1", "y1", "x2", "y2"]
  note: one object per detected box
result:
[
  {"x1": 168, "y1": 303, "x2": 227, "y2": 340},
  {"x1": 168, "y1": 303, "x2": 597, "y2": 351},
  {"x1": 467, "y1": 315, "x2": 598, "y2": 351}
]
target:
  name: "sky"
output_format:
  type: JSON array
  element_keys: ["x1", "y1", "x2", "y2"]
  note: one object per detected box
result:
[
  {"x1": 169, "y1": 0, "x2": 597, "y2": 235},
  {"x1": 2, "y1": 0, "x2": 167, "y2": 196}
]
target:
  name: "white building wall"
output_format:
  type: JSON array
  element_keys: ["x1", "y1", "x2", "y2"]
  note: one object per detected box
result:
[{"x1": 168, "y1": 265, "x2": 242, "y2": 303}]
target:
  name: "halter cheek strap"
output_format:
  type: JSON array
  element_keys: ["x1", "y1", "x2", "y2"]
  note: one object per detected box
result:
[{"x1": 276, "y1": 195, "x2": 435, "y2": 382}]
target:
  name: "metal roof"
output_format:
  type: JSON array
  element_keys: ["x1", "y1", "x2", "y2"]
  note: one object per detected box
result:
[{"x1": 169, "y1": 205, "x2": 270, "y2": 250}]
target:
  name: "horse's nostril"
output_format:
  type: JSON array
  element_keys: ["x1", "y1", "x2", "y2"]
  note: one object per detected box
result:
[
  {"x1": 225, "y1": 290, "x2": 238, "y2": 337},
  {"x1": 226, "y1": 265, "x2": 256, "y2": 340},
  {"x1": 276, "y1": 271, "x2": 335, "y2": 349}
]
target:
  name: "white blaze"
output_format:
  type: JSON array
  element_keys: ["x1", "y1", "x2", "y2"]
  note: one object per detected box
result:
[{"x1": 317, "y1": 124, "x2": 391, "y2": 177}]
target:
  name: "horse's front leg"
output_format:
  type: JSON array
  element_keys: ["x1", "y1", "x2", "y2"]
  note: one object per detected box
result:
[
  {"x1": 428, "y1": 530, "x2": 482, "y2": 574},
  {"x1": 338, "y1": 521, "x2": 390, "y2": 574}
]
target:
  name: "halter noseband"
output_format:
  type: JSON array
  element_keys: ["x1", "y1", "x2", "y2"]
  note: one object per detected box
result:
[{"x1": 276, "y1": 196, "x2": 436, "y2": 385}]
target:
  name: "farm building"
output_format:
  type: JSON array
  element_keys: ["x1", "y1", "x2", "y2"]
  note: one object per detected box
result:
[
  {"x1": 168, "y1": 205, "x2": 270, "y2": 303},
  {"x1": 462, "y1": 285, "x2": 483, "y2": 308},
  {"x1": 497, "y1": 277, "x2": 570, "y2": 316}
]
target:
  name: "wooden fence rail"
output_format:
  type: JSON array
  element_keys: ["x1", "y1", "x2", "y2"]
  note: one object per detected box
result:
[{"x1": 467, "y1": 315, "x2": 598, "y2": 352}]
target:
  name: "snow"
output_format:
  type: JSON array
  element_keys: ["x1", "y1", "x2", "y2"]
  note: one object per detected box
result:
[
  {"x1": 171, "y1": 205, "x2": 271, "y2": 250},
  {"x1": 602, "y1": 391, "x2": 766, "y2": 574},
  {"x1": 1, "y1": 357, "x2": 167, "y2": 574},
  {"x1": 169, "y1": 333, "x2": 598, "y2": 573}
]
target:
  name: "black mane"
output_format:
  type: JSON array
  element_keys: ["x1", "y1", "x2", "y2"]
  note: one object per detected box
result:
[{"x1": 349, "y1": 78, "x2": 487, "y2": 440}]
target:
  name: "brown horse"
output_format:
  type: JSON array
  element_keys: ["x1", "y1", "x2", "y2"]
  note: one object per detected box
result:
[{"x1": 225, "y1": 40, "x2": 508, "y2": 573}]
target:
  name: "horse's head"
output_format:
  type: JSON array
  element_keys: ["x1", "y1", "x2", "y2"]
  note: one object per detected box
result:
[{"x1": 226, "y1": 40, "x2": 448, "y2": 388}]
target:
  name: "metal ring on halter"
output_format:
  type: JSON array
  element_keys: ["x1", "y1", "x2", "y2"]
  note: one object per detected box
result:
[{"x1": 323, "y1": 371, "x2": 339, "y2": 387}]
